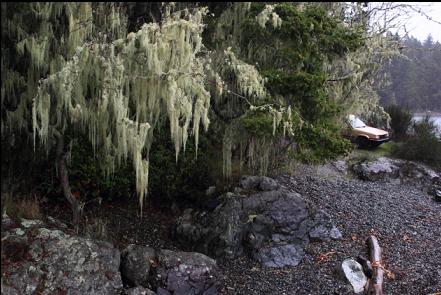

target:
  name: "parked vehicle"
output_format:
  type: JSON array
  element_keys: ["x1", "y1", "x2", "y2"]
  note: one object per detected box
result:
[{"x1": 344, "y1": 115, "x2": 390, "y2": 148}]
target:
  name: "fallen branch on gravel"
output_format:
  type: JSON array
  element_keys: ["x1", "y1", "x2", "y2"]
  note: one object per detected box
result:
[{"x1": 366, "y1": 235, "x2": 384, "y2": 295}]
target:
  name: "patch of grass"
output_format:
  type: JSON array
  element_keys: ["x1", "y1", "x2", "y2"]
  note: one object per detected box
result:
[
  {"x1": 83, "y1": 217, "x2": 108, "y2": 241},
  {"x1": 347, "y1": 141, "x2": 397, "y2": 163},
  {"x1": 1, "y1": 194, "x2": 42, "y2": 220}
]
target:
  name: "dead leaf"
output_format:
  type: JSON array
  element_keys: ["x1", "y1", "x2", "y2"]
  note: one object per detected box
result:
[
  {"x1": 403, "y1": 234, "x2": 412, "y2": 242},
  {"x1": 315, "y1": 249, "x2": 337, "y2": 263}
]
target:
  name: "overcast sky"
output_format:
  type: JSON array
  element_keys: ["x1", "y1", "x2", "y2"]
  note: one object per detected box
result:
[{"x1": 392, "y1": 2, "x2": 441, "y2": 42}]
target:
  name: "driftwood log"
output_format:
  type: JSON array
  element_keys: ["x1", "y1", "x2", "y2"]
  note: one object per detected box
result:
[{"x1": 366, "y1": 235, "x2": 384, "y2": 295}]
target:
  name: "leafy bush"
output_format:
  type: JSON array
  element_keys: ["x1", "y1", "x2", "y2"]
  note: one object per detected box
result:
[
  {"x1": 385, "y1": 104, "x2": 413, "y2": 140},
  {"x1": 392, "y1": 115, "x2": 441, "y2": 168},
  {"x1": 148, "y1": 122, "x2": 216, "y2": 206},
  {"x1": 66, "y1": 125, "x2": 216, "y2": 207},
  {"x1": 294, "y1": 124, "x2": 353, "y2": 163},
  {"x1": 67, "y1": 135, "x2": 135, "y2": 201}
]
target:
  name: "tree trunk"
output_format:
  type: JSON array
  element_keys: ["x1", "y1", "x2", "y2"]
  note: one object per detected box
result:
[
  {"x1": 366, "y1": 235, "x2": 384, "y2": 295},
  {"x1": 56, "y1": 134, "x2": 81, "y2": 233}
]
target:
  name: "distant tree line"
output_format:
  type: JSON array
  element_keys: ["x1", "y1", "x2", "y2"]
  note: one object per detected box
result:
[{"x1": 378, "y1": 34, "x2": 441, "y2": 111}]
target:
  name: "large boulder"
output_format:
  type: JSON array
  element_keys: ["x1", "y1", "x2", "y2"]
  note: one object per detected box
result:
[
  {"x1": 172, "y1": 195, "x2": 244, "y2": 259},
  {"x1": 153, "y1": 250, "x2": 219, "y2": 295},
  {"x1": 352, "y1": 157, "x2": 439, "y2": 184},
  {"x1": 352, "y1": 157, "x2": 400, "y2": 181},
  {"x1": 119, "y1": 247, "x2": 220, "y2": 295},
  {"x1": 1, "y1": 218, "x2": 122, "y2": 295},
  {"x1": 172, "y1": 177, "x2": 341, "y2": 268},
  {"x1": 121, "y1": 245, "x2": 156, "y2": 287}
]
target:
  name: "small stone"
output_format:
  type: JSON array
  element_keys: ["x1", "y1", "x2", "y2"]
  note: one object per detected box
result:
[
  {"x1": 309, "y1": 224, "x2": 342, "y2": 241},
  {"x1": 433, "y1": 189, "x2": 441, "y2": 202},
  {"x1": 330, "y1": 226, "x2": 343, "y2": 240},
  {"x1": 340, "y1": 259, "x2": 367, "y2": 294},
  {"x1": 356, "y1": 256, "x2": 373, "y2": 278}
]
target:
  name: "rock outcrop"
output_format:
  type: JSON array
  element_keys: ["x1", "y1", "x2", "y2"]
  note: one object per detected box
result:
[
  {"x1": 1, "y1": 218, "x2": 122, "y2": 295},
  {"x1": 172, "y1": 176, "x2": 341, "y2": 268}
]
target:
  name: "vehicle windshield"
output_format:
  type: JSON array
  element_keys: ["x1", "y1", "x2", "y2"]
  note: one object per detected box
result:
[{"x1": 348, "y1": 115, "x2": 366, "y2": 128}]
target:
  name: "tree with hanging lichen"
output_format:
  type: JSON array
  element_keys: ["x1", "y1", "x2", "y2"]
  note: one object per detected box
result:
[
  {"x1": 4, "y1": 3, "x2": 254, "y2": 228},
  {"x1": 1, "y1": 2, "x2": 400, "y2": 230},
  {"x1": 2, "y1": 3, "x2": 105, "y2": 230},
  {"x1": 27, "y1": 3, "x2": 215, "y2": 229}
]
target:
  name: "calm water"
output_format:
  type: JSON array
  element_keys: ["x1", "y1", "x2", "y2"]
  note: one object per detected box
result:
[{"x1": 413, "y1": 113, "x2": 441, "y2": 136}]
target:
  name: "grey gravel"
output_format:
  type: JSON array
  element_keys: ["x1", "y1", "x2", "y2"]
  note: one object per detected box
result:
[{"x1": 218, "y1": 167, "x2": 441, "y2": 294}]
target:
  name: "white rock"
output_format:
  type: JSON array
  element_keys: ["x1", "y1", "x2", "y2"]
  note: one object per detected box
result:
[{"x1": 341, "y1": 258, "x2": 367, "y2": 294}]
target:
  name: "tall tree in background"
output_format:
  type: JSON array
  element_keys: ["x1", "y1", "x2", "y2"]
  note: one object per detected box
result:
[{"x1": 378, "y1": 34, "x2": 441, "y2": 111}]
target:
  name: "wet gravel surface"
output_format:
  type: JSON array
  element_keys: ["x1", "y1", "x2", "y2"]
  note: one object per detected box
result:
[{"x1": 218, "y1": 169, "x2": 441, "y2": 295}]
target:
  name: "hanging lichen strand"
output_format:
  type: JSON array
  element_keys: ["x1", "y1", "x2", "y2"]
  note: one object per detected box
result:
[
  {"x1": 213, "y1": 2, "x2": 251, "y2": 54},
  {"x1": 255, "y1": 5, "x2": 282, "y2": 29},
  {"x1": 221, "y1": 47, "x2": 267, "y2": 99},
  {"x1": 324, "y1": 29, "x2": 400, "y2": 127},
  {"x1": 1, "y1": 3, "x2": 94, "y2": 135},
  {"x1": 33, "y1": 6, "x2": 211, "y2": 209}
]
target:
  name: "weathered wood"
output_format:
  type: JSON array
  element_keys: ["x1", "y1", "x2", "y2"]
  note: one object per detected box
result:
[
  {"x1": 366, "y1": 235, "x2": 384, "y2": 295},
  {"x1": 56, "y1": 133, "x2": 81, "y2": 233}
]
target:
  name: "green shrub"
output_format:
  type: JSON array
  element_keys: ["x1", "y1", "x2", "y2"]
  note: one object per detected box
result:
[
  {"x1": 67, "y1": 135, "x2": 135, "y2": 201},
  {"x1": 385, "y1": 104, "x2": 413, "y2": 140},
  {"x1": 148, "y1": 122, "x2": 216, "y2": 206},
  {"x1": 392, "y1": 115, "x2": 441, "y2": 168},
  {"x1": 294, "y1": 124, "x2": 353, "y2": 163}
]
